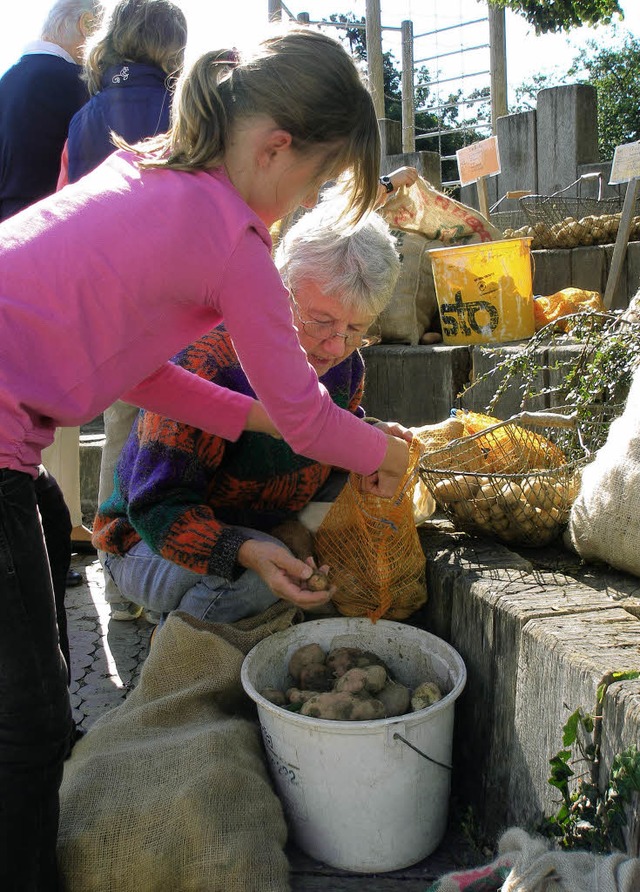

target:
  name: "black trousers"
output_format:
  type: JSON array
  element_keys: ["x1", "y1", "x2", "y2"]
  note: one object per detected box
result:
[{"x1": 0, "y1": 467, "x2": 72, "y2": 891}]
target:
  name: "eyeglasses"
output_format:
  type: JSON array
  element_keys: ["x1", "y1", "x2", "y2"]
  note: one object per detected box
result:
[{"x1": 289, "y1": 293, "x2": 381, "y2": 349}]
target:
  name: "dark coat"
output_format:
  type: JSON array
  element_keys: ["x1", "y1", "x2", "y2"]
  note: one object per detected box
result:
[
  {"x1": 0, "y1": 53, "x2": 87, "y2": 220},
  {"x1": 67, "y1": 62, "x2": 172, "y2": 183}
]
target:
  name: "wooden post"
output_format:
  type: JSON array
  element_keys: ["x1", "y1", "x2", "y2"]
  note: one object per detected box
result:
[
  {"x1": 488, "y1": 4, "x2": 507, "y2": 134},
  {"x1": 604, "y1": 177, "x2": 640, "y2": 309},
  {"x1": 477, "y1": 176, "x2": 490, "y2": 221},
  {"x1": 401, "y1": 19, "x2": 415, "y2": 153},
  {"x1": 365, "y1": 0, "x2": 385, "y2": 120}
]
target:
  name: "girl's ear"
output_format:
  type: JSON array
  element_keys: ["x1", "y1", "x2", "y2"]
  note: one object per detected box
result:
[{"x1": 259, "y1": 129, "x2": 293, "y2": 166}]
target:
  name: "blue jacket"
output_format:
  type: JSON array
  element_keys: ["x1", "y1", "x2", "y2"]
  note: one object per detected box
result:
[
  {"x1": 0, "y1": 53, "x2": 87, "y2": 219},
  {"x1": 67, "y1": 62, "x2": 172, "y2": 183}
]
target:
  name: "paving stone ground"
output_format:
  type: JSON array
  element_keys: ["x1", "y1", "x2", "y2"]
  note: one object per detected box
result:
[{"x1": 67, "y1": 553, "x2": 154, "y2": 731}]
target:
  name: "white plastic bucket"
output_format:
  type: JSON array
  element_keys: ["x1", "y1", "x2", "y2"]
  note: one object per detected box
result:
[{"x1": 241, "y1": 618, "x2": 466, "y2": 873}]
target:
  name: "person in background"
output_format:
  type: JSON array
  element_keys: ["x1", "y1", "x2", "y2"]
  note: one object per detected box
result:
[
  {"x1": 0, "y1": 0, "x2": 98, "y2": 220},
  {"x1": 0, "y1": 29, "x2": 409, "y2": 889},
  {"x1": 60, "y1": 0, "x2": 189, "y2": 621},
  {"x1": 93, "y1": 201, "x2": 407, "y2": 624}
]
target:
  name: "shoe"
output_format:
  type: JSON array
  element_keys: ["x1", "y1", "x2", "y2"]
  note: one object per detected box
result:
[
  {"x1": 110, "y1": 600, "x2": 143, "y2": 621},
  {"x1": 66, "y1": 568, "x2": 84, "y2": 588},
  {"x1": 144, "y1": 610, "x2": 162, "y2": 625}
]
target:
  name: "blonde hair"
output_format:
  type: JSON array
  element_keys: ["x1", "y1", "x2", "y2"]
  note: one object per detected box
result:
[
  {"x1": 83, "y1": 0, "x2": 187, "y2": 94},
  {"x1": 131, "y1": 29, "x2": 381, "y2": 224}
]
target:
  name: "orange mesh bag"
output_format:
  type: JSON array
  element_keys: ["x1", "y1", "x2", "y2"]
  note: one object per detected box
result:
[
  {"x1": 315, "y1": 441, "x2": 426, "y2": 621},
  {"x1": 534, "y1": 287, "x2": 606, "y2": 332},
  {"x1": 453, "y1": 409, "x2": 566, "y2": 474}
]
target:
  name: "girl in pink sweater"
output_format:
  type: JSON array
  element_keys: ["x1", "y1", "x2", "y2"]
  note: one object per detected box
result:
[{"x1": 0, "y1": 29, "x2": 409, "y2": 890}]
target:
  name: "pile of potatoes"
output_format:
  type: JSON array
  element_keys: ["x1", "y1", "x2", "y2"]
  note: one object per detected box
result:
[
  {"x1": 430, "y1": 470, "x2": 580, "y2": 545},
  {"x1": 259, "y1": 643, "x2": 443, "y2": 722},
  {"x1": 502, "y1": 214, "x2": 640, "y2": 250}
]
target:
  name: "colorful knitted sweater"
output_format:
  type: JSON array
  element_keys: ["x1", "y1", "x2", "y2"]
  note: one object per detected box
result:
[{"x1": 93, "y1": 326, "x2": 366, "y2": 580}]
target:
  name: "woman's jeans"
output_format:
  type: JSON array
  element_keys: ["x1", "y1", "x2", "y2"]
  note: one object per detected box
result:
[
  {"x1": 104, "y1": 529, "x2": 285, "y2": 625},
  {"x1": 0, "y1": 468, "x2": 72, "y2": 891}
]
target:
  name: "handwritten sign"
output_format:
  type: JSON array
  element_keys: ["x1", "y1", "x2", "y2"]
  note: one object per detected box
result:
[
  {"x1": 456, "y1": 136, "x2": 501, "y2": 187},
  {"x1": 610, "y1": 140, "x2": 640, "y2": 185}
]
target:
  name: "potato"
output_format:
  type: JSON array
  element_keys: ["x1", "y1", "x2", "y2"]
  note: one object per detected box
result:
[
  {"x1": 326, "y1": 646, "x2": 364, "y2": 677},
  {"x1": 377, "y1": 681, "x2": 411, "y2": 717},
  {"x1": 300, "y1": 691, "x2": 386, "y2": 721},
  {"x1": 433, "y1": 474, "x2": 479, "y2": 503},
  {"x1": 260, "y1": 688, "x2": 287, "y2": 706},
  {"x1": 288, "y1": 643, "x2": 326, "y2": 683},
  {"x1": 334, "y1": 665, "x2": 387, "y2": 695},
  {"x1": 306, "y1": 569, "x2": 330, "y2": 591},
  {"x1": 411, "y1": 681, "x2": 443, "y2": 711},
  {"x1": 286, "y1": 687, "x2": 318, "y2": 705},
  {"x1": 521, "y1": 476, "x2": 572, "y2": 510},
  {"x1": 299, "y1": 663, "x2": 334, "y2": 692},
  {"x1": 325, "y1": 647, "x2": 389, "y2": 677},
  {"x1": 496, "y1": 481, "x2": 523, "y2": 509}
]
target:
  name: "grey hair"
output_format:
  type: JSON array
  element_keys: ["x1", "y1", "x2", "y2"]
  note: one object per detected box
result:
[
  {"x1": 41, "y1": 0, "x2": 98, "y2": 45},
  {"x1": 275, "y1": 199, "x2": 400, "y2": 317}
]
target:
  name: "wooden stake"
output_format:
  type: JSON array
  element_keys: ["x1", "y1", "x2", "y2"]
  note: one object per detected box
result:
[{"x1": 604, "y1": 177, "x2": 639, "y2": 310}]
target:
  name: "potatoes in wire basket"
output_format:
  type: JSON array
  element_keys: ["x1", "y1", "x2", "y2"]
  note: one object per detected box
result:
[{"x1": 426, "y1": 469, "x2": 581, "y2": 547}]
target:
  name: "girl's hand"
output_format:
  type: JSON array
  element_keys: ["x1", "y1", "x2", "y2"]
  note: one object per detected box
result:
[
  {"x1": 237, "y1": 539, "x2": 334, "y2": 609},
  {"x1": 360, "y1": 433, "x2": 409, "y2": 498}
]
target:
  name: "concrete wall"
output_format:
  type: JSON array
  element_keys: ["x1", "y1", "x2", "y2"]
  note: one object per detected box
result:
[
  {"x1": 459, "y1": 84, "x2": 600, "y2": 213},
  {"x1": 417, "y1": 528, "x2": 640, "y2": 839},
  {"x1": 536, "y1": 84, "x2": 599, "y2": 197}
]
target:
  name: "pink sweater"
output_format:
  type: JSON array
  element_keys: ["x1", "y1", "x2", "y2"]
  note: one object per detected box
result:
[{"x1": 0, "y1": 151, "x2": 387, "y2": 476}]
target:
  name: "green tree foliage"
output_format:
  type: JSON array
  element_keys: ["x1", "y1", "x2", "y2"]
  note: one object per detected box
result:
[
  {"x1": 488, "y1": 0, "x2": 623, "y2": 35},
  {"x1": 513, "y1": 31, "x2": 640, "y2": 161},
  {"x1": 571, "y1": 33, "x2": 640, "y2": 160}
]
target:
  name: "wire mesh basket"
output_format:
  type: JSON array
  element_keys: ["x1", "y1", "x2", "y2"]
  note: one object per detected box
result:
[
  {"x1": 491, "y1": 208, "x2": 529, "y2": 232},
  {"x1": 418, "y1": 411, "x2": 588, "y2": 547},
  {"x1": 514, "y1": 175, "x2": 636, "y2": 248}
]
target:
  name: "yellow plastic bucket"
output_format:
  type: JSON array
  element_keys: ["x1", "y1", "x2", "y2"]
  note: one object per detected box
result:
[{"x1": 430, "y1": 237, "x2": 535, "y2": 346}]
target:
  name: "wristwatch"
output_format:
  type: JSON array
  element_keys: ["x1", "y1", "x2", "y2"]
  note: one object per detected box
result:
[{"x1": 379, "y1": 175, "x2": 394, "y2": 194}]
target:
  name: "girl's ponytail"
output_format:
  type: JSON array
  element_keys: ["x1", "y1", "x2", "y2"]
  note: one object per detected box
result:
[{"x1": 128, "y1": 50, "x2": 236, "y2": 169}]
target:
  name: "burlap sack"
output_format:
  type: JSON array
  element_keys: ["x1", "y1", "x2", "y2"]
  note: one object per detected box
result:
[
  {"x1": 58, "y1": 604, "x2": 301, "y2": 892},
  {"x1": 377, "y1": 178, "x2": 503, "y2": 344},
  {"x1": 377, "y1": 229, "x2": 440, "y2": 344},
  {"x1": 566, "y1": 363, "x2": 640, "y2": 577}
]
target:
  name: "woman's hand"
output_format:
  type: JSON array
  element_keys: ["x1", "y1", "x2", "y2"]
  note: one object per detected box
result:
[
  {"x1": 373, "y1": 419, "x2": 414, "y2": 444},
  {"x1": 375, "y1": 166, "x2": 420, "y2": 208},
  {"x1": 237, "y1": 539, "x2": 334, "y2": 609},
  {"x1": 388, "y1": 166, "x2": 419, "y2": 191}
]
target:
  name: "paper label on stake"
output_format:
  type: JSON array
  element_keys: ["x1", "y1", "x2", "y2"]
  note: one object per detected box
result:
[
  {"x1": 610, "y1": 140, "x2": 640, "y2": 184},
  {"x1": 456, "y1": 136, "x2": 501, "y2": 187}
]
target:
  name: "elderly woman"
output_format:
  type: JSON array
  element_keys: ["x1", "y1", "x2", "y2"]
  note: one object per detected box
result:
[{"x1": 92, "y1": 200, "x2": 407, "y2": 622}]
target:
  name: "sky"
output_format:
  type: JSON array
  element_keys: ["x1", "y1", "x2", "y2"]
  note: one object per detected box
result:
[{"x1": 2, "y1": 0, "x2": 639, "y2": 110}]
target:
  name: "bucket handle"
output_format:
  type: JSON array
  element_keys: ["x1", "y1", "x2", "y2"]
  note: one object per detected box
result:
[{"x1": 393, "y1": 733, "x2": 452, "y2": 771}]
